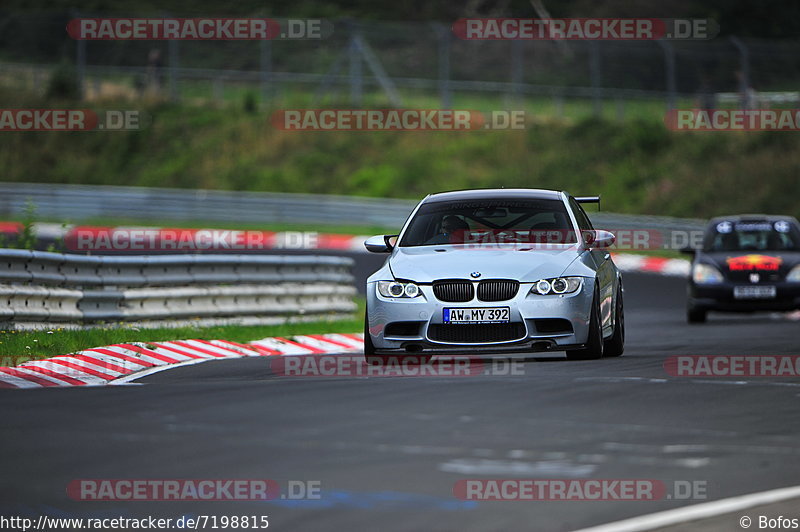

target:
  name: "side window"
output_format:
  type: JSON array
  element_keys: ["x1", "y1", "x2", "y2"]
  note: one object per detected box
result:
[{"x1": 568, "y1": 197, "x2": 594, "y2": 231}]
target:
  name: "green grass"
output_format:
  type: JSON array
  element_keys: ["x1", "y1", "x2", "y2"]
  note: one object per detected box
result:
[
  {"x1": 0, "y1": 299, "x2": 364, "y2": 366},
  {"x1": 2, "y1": 85, "x2": 800, "y2": 224}
]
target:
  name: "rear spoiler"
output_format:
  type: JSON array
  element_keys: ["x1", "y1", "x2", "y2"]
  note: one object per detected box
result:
[{"x1": 575, "y1": 196, "x2": 601, "y2": 208}]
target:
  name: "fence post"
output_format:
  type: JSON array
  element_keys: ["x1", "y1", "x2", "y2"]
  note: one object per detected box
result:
[
  {"x1": 435, "y1": 23, "x2": 452, "y2": 109},
  {"x1": 349, "y1": 27, "x2": 363, "y2": 106},
  {"x1": 730, "y1": 36, "x2": 751, "y2": 109},
  {"x1": 74, "y1": 10, "x2": 86, "y2": 100},
  {"x1": 260, "y1": 38, "x2": 272, "y2": 104},
  {"x1": 658, "y1": 40, "x2": 677, "y2": 110},
  {"x1": 589, "y1": 41, "x2": 602, "y2": 117}
]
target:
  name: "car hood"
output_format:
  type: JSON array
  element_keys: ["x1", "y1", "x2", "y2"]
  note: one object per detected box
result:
[{"x1": 389, "y1": 245, "x2": 583, "y2": 283}]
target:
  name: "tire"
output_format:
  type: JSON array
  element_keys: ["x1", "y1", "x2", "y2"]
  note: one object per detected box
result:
[
  {"x1": 687, "y1": 304, "x2": 707, "y2": 324},
  {"x1": 603, "y1": 285, "x2": 625, "y2": 357},
  {"x1": 566, "y1": 288, "x2": 604, "y2": 361}
]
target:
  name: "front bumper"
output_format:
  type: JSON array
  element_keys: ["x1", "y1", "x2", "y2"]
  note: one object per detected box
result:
[
  {"x1": 366, "y1": 278, "x2": 595, "y2": 354},
  {"x1": 689, "y1": 281, "x2": 800, "y2": 312}
]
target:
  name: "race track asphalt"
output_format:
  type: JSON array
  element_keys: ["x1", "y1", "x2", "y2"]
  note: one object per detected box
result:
[{"x1": 1, "y1": 272, "x2": 799, "y2": 531}]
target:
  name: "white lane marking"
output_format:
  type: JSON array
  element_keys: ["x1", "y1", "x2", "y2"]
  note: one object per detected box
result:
[
  {"x1": 572, "y1": 484, "x2": 800, "y2": 532},
  {"x1": 575, "y1": 376, "x2": 800, "y2": 388},
  {"x1": 438, "y1": 458, "x2": 597, "y2": 477},
  {"x1": 604, "y1": 441, "x2": 800, "y2": 457}
]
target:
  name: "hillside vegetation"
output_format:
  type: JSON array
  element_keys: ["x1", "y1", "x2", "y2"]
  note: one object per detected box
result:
[{"x1": 1, "y1": 98, "x2": 799, "y2": 220}]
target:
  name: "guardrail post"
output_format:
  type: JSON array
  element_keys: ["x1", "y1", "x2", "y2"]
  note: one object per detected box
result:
[{"x1": 730, "y1": 36, "x2": 751, "y2": 109}]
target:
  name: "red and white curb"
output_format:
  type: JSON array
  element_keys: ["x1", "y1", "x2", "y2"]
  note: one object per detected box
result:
[
  {"x1": 611, "y1": 253, "x2": 690, "y2": 277},
  {"x1": 0, "y1": 333, "x2": 365, "y2": 389},
  {"x1": 1, "y1": 222, "x2": 692, "y2": 277}
]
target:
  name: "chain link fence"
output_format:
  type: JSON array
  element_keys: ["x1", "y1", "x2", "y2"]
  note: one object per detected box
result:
[{"x1": 1, "y1": 12, "x2": 799, "y2": 118}]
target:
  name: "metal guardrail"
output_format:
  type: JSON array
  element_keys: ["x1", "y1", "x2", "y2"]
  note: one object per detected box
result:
[
  {"x1": 0, "y1": 182, "x2": 706, "y2": 233},
  {"x1": 0, "y1": 250, "x2": 356, "y2": 327},
  {"x1": 0, "y1": 182, "x2": 416, "y2": 228}
]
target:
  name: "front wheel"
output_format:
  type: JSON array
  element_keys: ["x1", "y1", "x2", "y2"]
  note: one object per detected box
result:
[
  {"x1": 687, "y1": 302, "x2": 707, "y2": 324},
  {"x1": 566, "y1": 289, "x2": 603, "y2": 361},
  {"x1": 603, "y1": 285, "x2": 625, "y2": 357}
]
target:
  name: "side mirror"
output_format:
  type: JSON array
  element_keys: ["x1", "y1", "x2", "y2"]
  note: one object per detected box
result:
[
  {"x1": 364, "y1": 234, "x2": 398, "y2": 253},
  {"x1": 584, "y1": 230, "x2": 616, "y2": 249},
  {"x1": 680, "y1": 246, "x2": 696, "y2": 256}
]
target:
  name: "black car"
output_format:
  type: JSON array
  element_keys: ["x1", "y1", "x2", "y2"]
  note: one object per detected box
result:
[{"x1": 684, "y1": 215, "x2": 800, "y2": 323}]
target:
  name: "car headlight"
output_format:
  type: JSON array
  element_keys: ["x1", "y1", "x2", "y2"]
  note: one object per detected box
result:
[
  {"x1": 692, "y1": 263, "x2": 724, "y2": 284},
  {"x1": 377, "y1": 281, "x2": 422, "y2": 298},
  {"x1": 788, "y1": 265, "x2": 800, "y2": 282},
  {"x1": 530, "y1": 277, "x2": 582, "y2": 295}
]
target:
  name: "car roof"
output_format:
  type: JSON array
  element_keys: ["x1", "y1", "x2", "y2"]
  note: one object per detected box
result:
[
  {"x1": 423, "y1": 188, "x2": 565, "y2": 203},
  {"x1": 708, "y1": 214, "x2": 800, "y2": 225}
]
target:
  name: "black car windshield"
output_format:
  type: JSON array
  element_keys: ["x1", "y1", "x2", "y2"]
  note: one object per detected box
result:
[
  {"x1": 399, "y1": 198, "x2": 577, "y2": 247},
  {"x1": 705, "y1": 220, "x2": 800, "y2": 252}
]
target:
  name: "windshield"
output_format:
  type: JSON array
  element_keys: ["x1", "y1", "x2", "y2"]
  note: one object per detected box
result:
[
  {"x1": 399, "y1": 198, "x2": 576, "y2": 247},
  {"x1": 705, "y1": 220, "x2": 800, "y2": 252}
]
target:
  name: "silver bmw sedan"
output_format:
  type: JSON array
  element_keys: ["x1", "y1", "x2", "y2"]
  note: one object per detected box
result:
[{"x1": 363, "y1": 188, "x2": 624, "y2": 362}]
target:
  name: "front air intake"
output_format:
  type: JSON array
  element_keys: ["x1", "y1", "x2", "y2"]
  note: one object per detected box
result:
[
  {"x1": 433, "y1": 280, "x2": 474, "y2": 302},
  {"x1": 477, "y1": 279, "x2": 519, "y2": 302}
]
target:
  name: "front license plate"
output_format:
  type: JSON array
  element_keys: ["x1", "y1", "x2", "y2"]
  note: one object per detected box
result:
[
  {"x1": 443, "y1": 307, "x2": 510, "y2": 324},
  {"x1": 734, "y1": 285, "x2": 776, "y2": 299}
]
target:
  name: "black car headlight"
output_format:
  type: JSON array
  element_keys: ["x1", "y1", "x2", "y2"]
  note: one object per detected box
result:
[
  {"x1": 530, "y1": 277, "x2": 582, "y2": 295},
  {"x1": 788, "y1": 265, "x2": 800, "y2": 282},
  {"x1": 692, "y1": 263, "x2": 724, "y2": 284},
  {"x1": 377, "y1": 281, "x2": 422, "y2": 298}
]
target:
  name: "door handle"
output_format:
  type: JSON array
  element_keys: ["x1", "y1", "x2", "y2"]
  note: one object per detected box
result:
[{"x1": 604, "y1": 253, "x2": 610, "y2": 260}]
